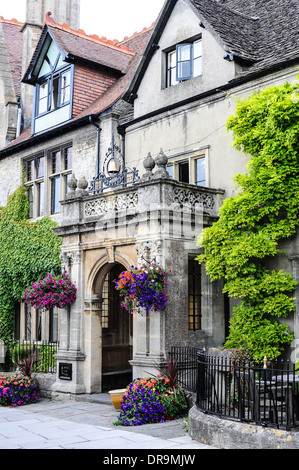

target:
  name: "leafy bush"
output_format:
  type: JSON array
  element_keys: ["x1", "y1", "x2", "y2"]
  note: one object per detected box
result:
[
  {"x1": 11, "y1": 342, "x2": 57, "y2": 374},
  {"x1": 114, "y1": 376, "x2": 187, "y2": 426},
  {"x1": 197, "y1": 81, "x2": 299, "y2": 360},
  {"x1": 33, "y1": 343, "x2": 57, "y2": 373},
  {"x1": 0, "y1": 183, "x2": 62, "y2": 346},
  {"x1": 11, "y1": 343, "x2": 35, "y2": 365},
  {"x1": 0, "y1": 374, "x2": 40, "y2": 407}
]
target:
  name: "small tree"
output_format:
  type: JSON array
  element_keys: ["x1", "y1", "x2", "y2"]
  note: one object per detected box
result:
[{"x1": 197, "y1": 81, "x2": 299, "y2": 360}]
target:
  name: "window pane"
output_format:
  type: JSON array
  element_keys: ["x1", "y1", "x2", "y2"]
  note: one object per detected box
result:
[
  {"x1": 177, "y1": 44, "x2": 192, "y2": 81},
  {"x1": 61, "y1": 85, "x2": 70, "y2": 105},
  {"x1": 39, "y1": 81, "x2": 48, "y2": 99},
  {"x1": 25, "y1": 304, "x2": 32, "y2": 341},
  {"x1": 56, "y1": 54, "x2": 65, "y2": 69},
  {"x1": 64, "y1": 147, "x2": 72, "y2": 170},
  {"x1": 60, "y1": 70, "x2": 71, "y2": 105},
  {"x1": 36, "y1": 156, "x2": 44, "y2": 178},
  {"x1": 167, "y1": 51, "x2": 178, "y2": 87},
  {"x1": 25, "y1": 160, "x2": 34, "y2": 182},
  {"x1": 51, "y1": 75, "x2": 59, "y2": 110},
  {"x1": 37, "y1": 181, "x2": 44, "y2": 217},
  {"x1": 66, "y1": 173, "x2": 72, "y2": 194},
  {"x1": 193, "y1": 40, "x2": 202, "y2": 59},
  {"x1": 177, "y1": 60, "x2": 192, "y2": 81},
  {"x1": 193, "y1": 57, "x2": 202, "y2": 77},
  {"x1": 38, "y1": 82, "x2": 48, "y2": 115},
  {"x1": 167, "y1": 164, "x2": 174, "y2": 179},
  {"x1": 38, "y1": 59, "x2": 51, "y2": 77},
  {"x1": 50, "y1": 307, "x2": 59, "y2": 342},
  {"x1": 47, "y1": 41, "x2": 60, "y2": 69},
  {"x1": 195, "y1": 157, "x2": 206, "y2": 186},
  {"x1": 169, "y1": 50, "x2": 176, "y2": 67},
  {"x1": 177, "y1": 44, "x2": 191, "y2": 62},
  {"x1": 168, "y1": 67, "x2": 178, "y2": 86},
  {"x1": 62, "y1": 70, "x2": 71, "y2": 87},
  {"x1": 36, "y1": 309, "x2": 42, "y2": 341},
  {"x1": 178, "y1": 161, "x2": 189, "y2": 183},
  {"x1": 51, "y1": 176, "x2": 60, "y2": 214},
  {"x1": 51, "y1": 151, "x2": 61, "y2": 174}
]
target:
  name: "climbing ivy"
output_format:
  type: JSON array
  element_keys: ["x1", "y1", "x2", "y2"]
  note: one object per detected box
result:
[
  {"x1": 197, "y1": 81, "x2": 299, "y2": 360},
  {"x1": 0, "y1": 183, "x2": 62, "y2": 346}
]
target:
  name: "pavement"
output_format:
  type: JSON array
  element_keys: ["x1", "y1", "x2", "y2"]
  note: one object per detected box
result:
[{"x1": 0, "y1": 393, "x2": 218, "y2": 450}]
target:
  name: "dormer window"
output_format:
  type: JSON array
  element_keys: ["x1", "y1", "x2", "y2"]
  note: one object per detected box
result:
[
  {"x1": 26, "y1": 33, "x2": 73, "y2": 134},
  {"x1": 37, "y1": 69, "x2": 71, "y2": 116},
  {"x1": 167, "y1": 38, "x2": 202, "y2": 87}
]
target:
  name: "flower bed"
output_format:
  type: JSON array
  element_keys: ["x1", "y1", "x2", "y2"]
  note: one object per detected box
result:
[
  {"x1": 22, "y1": 271, "x2": 77, "y2": 311},
  {"x1": 113, "y1": 376, "x2": 187, "y2": 426},
  {"x1": 0, "y1": 374, "x2": 40, "y2": 407},
  {"x1": 114, "y1": 264, "x2": 169, "y2": 314}
]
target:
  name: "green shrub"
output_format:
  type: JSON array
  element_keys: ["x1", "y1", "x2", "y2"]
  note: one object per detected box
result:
[
  {"x1": 197, "y1": 81, "x2": 299, "y2": 359},
  {"x1": 11, "y1": 343, "x2": 35, "y2": 365},
  {"x1": 0, "y1": 182, "x2": 61, "y2": 347},
  {"x1": 33, "y1": 343, "x2": 57, "y2": 372}
]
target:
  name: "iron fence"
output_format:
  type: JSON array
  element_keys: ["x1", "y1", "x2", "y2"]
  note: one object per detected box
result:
[
  {"x1": 7, "y1": 340, "x2": 58, "y2": 374},
  {"x1": 196, "y1": 349, "x2": 299, "y2": 430},
  {"x1": 168, "y1": 346, "x2": 199, "y2": 392}
]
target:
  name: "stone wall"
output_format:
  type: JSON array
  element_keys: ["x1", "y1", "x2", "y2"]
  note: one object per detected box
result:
[{"x1": 189, "y1": 406, "x2": 299, "y2": 449}]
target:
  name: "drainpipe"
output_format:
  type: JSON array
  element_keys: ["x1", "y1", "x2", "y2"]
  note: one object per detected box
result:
[
  {"x1": 16, "y1": 103, "x2": 23, "y2": 138},
  {"x1": 118, "y1": 124, "x2": 126, "y2": 165},
  {"x1": 89, "y1": 116, "x2": 101, "y2": 177}
]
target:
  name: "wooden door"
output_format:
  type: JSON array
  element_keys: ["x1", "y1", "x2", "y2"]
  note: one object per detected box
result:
[{"x1": 101, "y1": 264, "x2": 132, "y2": 390}]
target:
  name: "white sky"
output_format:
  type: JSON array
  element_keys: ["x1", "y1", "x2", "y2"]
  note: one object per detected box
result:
[{"x1": 0, "y1": 0, "x2": 165, "y2": 41}]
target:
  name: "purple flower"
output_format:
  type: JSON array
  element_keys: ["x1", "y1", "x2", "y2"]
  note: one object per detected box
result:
[{"x1": 22, "y1": 271, "x2": 76, "y2": 311}]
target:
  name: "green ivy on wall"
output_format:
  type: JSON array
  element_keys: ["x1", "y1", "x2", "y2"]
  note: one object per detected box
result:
[
  {"x1": 197, "y1": 81, "x2": 299, "y2": 360},
  {"x1": 0, "y1": 183, "x2": 62, "y2": 346}
]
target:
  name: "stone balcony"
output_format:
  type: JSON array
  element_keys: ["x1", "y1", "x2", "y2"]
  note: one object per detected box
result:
[{"x1": 59, "y1": 175, "x2": 224, "y2": 231}]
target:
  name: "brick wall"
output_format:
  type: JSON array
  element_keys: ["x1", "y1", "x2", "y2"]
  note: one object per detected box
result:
[{"x1": 72, "y1": 65, "x2": 119, "y2": 117}]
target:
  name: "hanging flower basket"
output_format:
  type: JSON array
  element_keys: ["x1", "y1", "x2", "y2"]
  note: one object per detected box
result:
[
  {"x1": 22, "y1": 271, "x2": 77, "y2": 311},
  {"x1": 114, "y1": 264, "x2": 169, "y2": 314}
]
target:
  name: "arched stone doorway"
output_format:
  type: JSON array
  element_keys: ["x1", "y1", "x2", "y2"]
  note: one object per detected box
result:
[{"x1": 100, "y1": 263, "x2": 133, "y2": 391}]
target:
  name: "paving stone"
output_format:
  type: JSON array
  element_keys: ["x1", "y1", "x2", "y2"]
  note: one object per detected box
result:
[{"x1": 0, "y1": 398, "x2": 216, "y2": 449}]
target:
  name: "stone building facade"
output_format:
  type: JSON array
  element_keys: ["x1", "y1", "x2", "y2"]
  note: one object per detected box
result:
[{"x1": 52, "y1": 162, "x2": 224, "y2": 393}]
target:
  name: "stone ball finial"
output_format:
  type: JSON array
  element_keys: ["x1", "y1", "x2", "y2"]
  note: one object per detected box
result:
[
  {"x1": 154, "y1": 148, "x2": 171, "y2": 179},
  {"x1": 67, "y1": 173, "x2": 77, "y2": 192},
  {"x1": 76, "y1": 176, "x2": 89, "y2": 196},
  {"x1": 155, "y1": 148, "x2": 168, "y2": 167},
  {"x1": 144, "y1": 152, "x2": 155, "y2": 172},
  {"x1": 141, "y1": 152, "x2": 155, "y2": 181},
  {"x1": 77, "y1": 176, "x2": 88, "y2": 190}
]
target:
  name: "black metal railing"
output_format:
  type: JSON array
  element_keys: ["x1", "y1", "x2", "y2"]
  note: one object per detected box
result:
[
  {"x1": 168, "y1": 346, "x2": 199, "y2": 392},
  {"x1": 196, "y1": 349, "x2": 299, "y2": 430},
  {"x1": 7, "y1": 340, "x2": 58, "y2": 374}
]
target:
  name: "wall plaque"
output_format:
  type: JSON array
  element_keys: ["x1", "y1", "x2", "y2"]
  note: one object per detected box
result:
[{"x1": 59, "y1": 363, "x2": 73, "y2": 380}]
